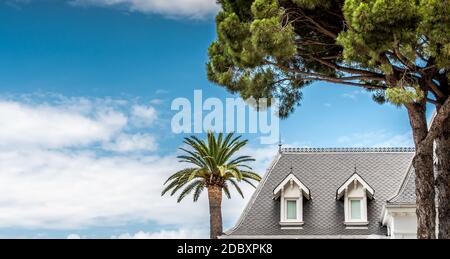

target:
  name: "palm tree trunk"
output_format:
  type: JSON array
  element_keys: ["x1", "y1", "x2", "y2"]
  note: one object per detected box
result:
[
  {"x1": 207, "y1": 185, "x2": 223, "y2": 239},
  {"x1": 436, "y1": 116, "x2": 450, "y2": 239},
  {"x1": 407, "y1": 102, "x2": 436, "y2": 239}
]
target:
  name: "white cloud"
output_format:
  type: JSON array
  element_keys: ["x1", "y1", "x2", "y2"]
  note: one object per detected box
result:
[
  {"x1": 131, "y1": 104, "x2": 157, "y2": 127},
  {"x1": 340, "y1": 90, "x2": 370, "y2": 100},
  {"x1": 341, "y1": 93, "x2": 357, "y2": 100},
  {"x1": 337, "y1": 130, "x2": 413, "y2": 147},
  {"x1": 0, "y1": 94, "x2": 270, "y2": 235},
  {"x1": 0, "y1": 95, "x2": 161, "y2": 153},
  {"x1": 0, "y1": 146, "x2": 201, "y2": 229},
  {"x1": 149, "y1": 99, "x2": 164, "y2": 105},
  {"x1": 241, "y1": 145, "x2": 278, "y2": 174},
  {"x1": 0, "y1": 147, "x2": 270, "y2": 232},
  {"x1": 155, "y1": 89, "x2": 168, "y2": 95},
  {"x1": 70, "y1": 0, "x2": 220, "y2": 18},
  {"x1": 67, "y1": 234, "x2": 82, "y2": 239},
  {"x1": 373, "y1": 133, "x2": 413, "y2": 147},
  {"x1": 102, "y1": 133, "x2": 158, "y2": 152},
  {"x1": 0, "y1": 100, "x2": 126, "y2": 149},
  {"x1": 112, "y1": 228, "x2": 207, "y2": 239},
  {"x1": 0, "y1": 144, "x2": 265, "y2": 231}
]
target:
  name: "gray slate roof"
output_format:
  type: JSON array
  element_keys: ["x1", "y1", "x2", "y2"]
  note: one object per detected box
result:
[
  {"x1": 226, "y1": 148, "x2": 415, "y2": 237},
  {"x1": 388, "y1": 165, "x2": 416, "y2": 204}
]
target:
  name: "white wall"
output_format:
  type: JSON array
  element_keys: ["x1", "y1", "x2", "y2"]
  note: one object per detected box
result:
[
  {"x1": 279, "y1": 181, "x2": 304, "y2": 224},
  {"x1": 391, "y1": 214, "x2": 417, "y2": 239},
  {"x1": 284, "y1": 184, "x2": 301, "y2": 198},
  {"x1": 344, "y1": 182, "x2": 368, "y2": 223},
  {"x1": 382, "y1": 207, "x2": 417, "y2": 239},
  {"x1": 347, "y1": 183, "x2": 364, "y2": 197}
]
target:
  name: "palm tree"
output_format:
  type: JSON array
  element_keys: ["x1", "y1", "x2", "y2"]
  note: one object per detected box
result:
[{"x1": 162, "y1": 132, "x2": 261, "y2": 239}]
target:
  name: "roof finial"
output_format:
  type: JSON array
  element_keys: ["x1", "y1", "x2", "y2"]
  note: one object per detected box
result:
[
  {"x1": 290, "y1": 163, "x2": 293, "y2": 173},
  {"x1": 354, "y1": 165, "x2": 357, "y2": 174},
  {"x1": 278, "y1": 134, "x2": 282, "y2": 154}
]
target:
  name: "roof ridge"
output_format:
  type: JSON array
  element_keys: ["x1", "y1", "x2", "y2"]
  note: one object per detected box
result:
[{"x1": 281, "y1": 147, "x2": 415, "y2": 153}]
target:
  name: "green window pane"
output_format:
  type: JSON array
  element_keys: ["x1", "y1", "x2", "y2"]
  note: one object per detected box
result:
[
  {"x1": 351, "y1": 200, "x2": 361, "y2": 219},
  {"x1": 287, "y1": 200, "x2": 297, "y2": 220}
]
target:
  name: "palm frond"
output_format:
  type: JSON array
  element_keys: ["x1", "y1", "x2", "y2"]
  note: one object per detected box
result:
[
  {"x1": 177, "y1": 148, "x2": 207, "y2": 167},
  {"x1": 161, "y1": 179, "x2": 180, "y2": 196},
  {"x1": 228, "y1": 179, "x2": 244, "y2": 198},
  {"x1": 189, "y1": 136, "x2": 209, "y2": 155},
  {"x1": 177, "y1": 180, "x2": 204, "y2": 203},
  {"x1": 242, "y1": 178, "x2": 257, "y2": 188},
  {"x1": 221, "y1": 140, "x2": 248, "y2": 163},
  {"x1": 236, "y1": 164, "x2": 253, "y2": 170},
  {"x1": 193, "y1": 181, "x2": 205, "y2": 202},
  {"x1": 223, "y1": 183, "x2": 231, "y2": 199},
  {"x1": 227, "y1": 166, "x2": 243, "y2": 181},
  {"x1": 162, "y1": 132, "x2": 261, "y2": 205},
  {"x1": 163, "y1": 168, "x2": 195, "y2": 185},
  {"x1": 241, "y1": 171, "x2": 262, "y2": 181},
  {"x1": 170, "y1": 177, "x2": 191, "y2": 196},
  {"x1": 228, "y1": 156, "x2": 255, "y2": 166},
  {"x1": 162, "y1": 168, "x2": 197, "y2": 196},
  {"x1": 216, "y1": 133, "x2": 235, "y2": 163}
]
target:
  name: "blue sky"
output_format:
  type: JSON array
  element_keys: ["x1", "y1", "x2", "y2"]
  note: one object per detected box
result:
[{"x1": 0, "y1": 0, "x2": 425, "y2": 239}]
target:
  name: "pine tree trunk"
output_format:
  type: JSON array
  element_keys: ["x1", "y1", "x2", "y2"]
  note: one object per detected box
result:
[
  {"x1": 435, "y1": 116, "x2": 450, "y2": 239},
  {"x1": 207, "y1": 184, "x2": 223, "y2": 239},
  {"x1": 407, "y1": 102, "x2": 436, "y2": 239}
]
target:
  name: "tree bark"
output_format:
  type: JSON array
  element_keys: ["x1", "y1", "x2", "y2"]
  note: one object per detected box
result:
[
  {"x1": 207, "y1": 184, "x2": 223, "y2": 239},
  {"x1": 435, "y1": 115, "x2": 450, "y2": 239},
  {"x1": 406, "y1": 102, "x2": 436, "y2": 239}
]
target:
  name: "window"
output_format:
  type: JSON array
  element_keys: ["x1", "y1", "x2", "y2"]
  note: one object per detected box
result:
[
  {"x1": 273, "y1": 173, "x2": 310, "y2": 227},
  {"x1": 286, "y1": 200, "x2": 297, "y2": 220},
  {"x1": 350, "y1": 199, "x2": 361, "y2": 220},
  {"x1": 336, "y1": 173, "x2": 373, "y2": 227}
]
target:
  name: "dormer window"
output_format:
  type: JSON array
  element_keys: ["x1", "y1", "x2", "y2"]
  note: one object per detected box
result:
[
  {"x1": 336, "y1": 172, "x2": 374, "y2": 228},
  {"x1": 286, "y1": 200, "x2": 297, "y2": 220},
  {"x1": 350, "y1": 199, "x2": 362, "y2": 220},
  {"x1": 273, "y1": 174, "x2": 311, "y2": 229}
]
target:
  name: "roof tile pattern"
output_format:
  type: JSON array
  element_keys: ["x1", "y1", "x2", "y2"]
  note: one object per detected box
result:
[
  {"x1": 388, "y1": 166, "x2": 416, "y2": 204},
  {"x1": 227, "y1": 149, "x2": 414, "y2": 236}
]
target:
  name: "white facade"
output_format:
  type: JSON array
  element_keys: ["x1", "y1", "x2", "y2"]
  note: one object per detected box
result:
[
  {"x1": 336, "y1": 173, "x2": 374, "y2": 228},
  {"x1": 280, "y1": 184, "x2": 304, "y2": 226},
  {"x1": 273, "y1": 174, "x2": 310, "y2": 229},
  {"x1": 381, "y1": 206, "x2": 417, "y2": 239},
  {"x1": 343, "y1": 182, "x2": 369, "y2": 227}
]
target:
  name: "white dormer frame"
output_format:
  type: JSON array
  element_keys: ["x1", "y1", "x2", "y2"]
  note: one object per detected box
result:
[
  {"x1": 274, "y1": 174, "x2": 311, "y2": 200},
  {"x1": 336, "y1": 173, "x2": 374, "y2": 227},
  {"x1": 273, "y1": 174, "x2": 311, "y2": 229},
  {"x1": 336, "y1": 173, "x2": 374, "y2": 200}
]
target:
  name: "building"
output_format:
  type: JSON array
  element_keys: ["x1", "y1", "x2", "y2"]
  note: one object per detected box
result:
[{"x1": 223, "y1": 147, "x2": 420, "y2": 239}]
